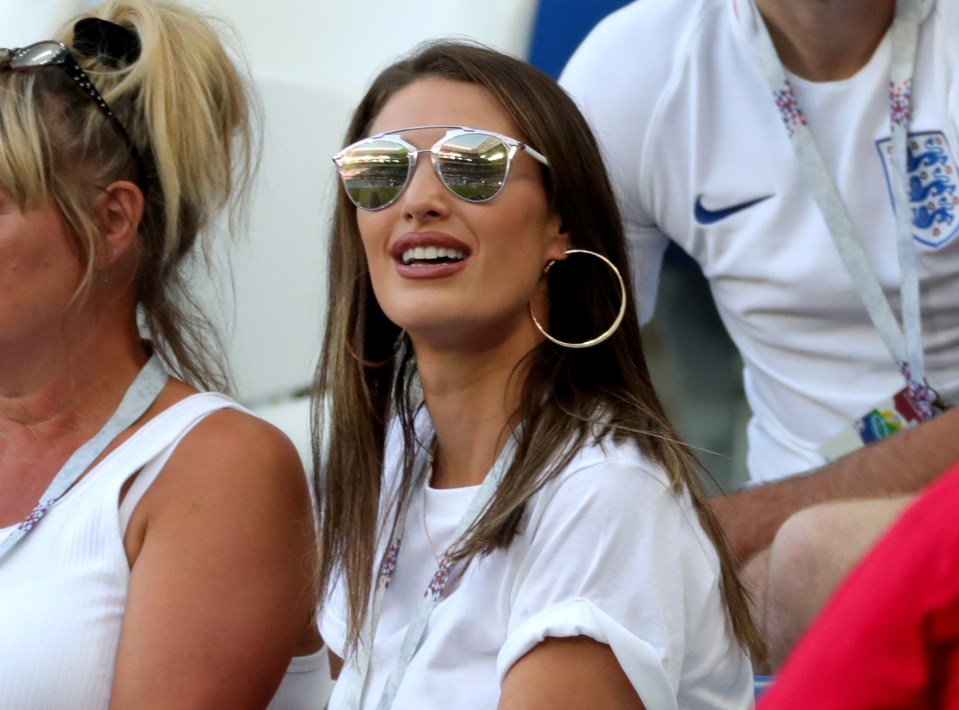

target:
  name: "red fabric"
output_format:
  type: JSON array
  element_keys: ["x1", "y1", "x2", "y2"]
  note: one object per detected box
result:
[{"x1": 758, "y1": 462, "x2": 959, "y2": 709}]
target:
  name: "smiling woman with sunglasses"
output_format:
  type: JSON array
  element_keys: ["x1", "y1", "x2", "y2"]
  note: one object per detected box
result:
[
  {"x1": 0, "y1": 1, "x2": 324, "y2": 708},
  {"x1": 314, "y1": 41, "x2": 763, "y2": 709}
]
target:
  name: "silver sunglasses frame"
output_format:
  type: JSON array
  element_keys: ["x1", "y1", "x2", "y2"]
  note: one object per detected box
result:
[{"x1": 332, "y1": 125, "x2": 550, "y2": 211}]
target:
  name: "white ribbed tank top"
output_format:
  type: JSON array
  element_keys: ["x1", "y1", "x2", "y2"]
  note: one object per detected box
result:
[{"x1": 0, "y1": 393, "x2": 327, "y2": 708}]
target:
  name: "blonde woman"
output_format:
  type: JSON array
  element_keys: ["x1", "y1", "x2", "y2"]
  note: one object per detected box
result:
[{"x1": 0, "y1": 1, "x2": 322, "y2": 707}]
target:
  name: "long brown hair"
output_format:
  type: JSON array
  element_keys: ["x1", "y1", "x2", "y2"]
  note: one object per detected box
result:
[
  {"x1": 313, "y1": 40, "x2": 764, "y2": 662},
  {"x1": 0, "y1": 0, "x2": 257, "y2": 391}
]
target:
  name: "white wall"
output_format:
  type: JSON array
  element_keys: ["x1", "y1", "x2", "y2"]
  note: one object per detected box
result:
[
  {"x1": 4, "y1": 0, "x2": 84, "y2": 44},
  {"x1": 189, "y1": 0, "x2": 538, "y2": 92}
]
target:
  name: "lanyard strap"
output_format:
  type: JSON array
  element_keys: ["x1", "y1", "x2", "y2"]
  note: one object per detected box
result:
[
  {"x1": 342, "y1": 432, "x2": 517, "y2": 709},
  {"x1": 0, "y1": 354, "x2": 169, "y2": 562},
  {"x1": 748, "y1": 0, "x2": 933, "y2": 418}
]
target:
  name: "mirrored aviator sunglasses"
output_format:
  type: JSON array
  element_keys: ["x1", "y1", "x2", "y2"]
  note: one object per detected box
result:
[
  {"x1": 332, "y1": 125, "x2": 550, "y2": 211},
  {"x1": 0, "y1": 39, "x2": 145, "y2": 185}
]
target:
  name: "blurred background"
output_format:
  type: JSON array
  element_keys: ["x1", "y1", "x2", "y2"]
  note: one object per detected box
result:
[{"x1": 4, "y1": 0, "x2": 748, "y2": 491}]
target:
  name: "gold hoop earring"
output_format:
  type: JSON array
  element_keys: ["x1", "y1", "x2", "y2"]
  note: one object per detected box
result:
[
  {"x1": 346, "y1": 329, "x2": 405, "y2": 367},
  {"x1": 529, "y1": 249, "x2": 627, "y2": 349}
]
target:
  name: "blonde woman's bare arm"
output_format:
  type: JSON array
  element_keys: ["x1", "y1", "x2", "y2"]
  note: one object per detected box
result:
[{"x1": 111, "y1": 409, "x2": 317, "y2": 709}]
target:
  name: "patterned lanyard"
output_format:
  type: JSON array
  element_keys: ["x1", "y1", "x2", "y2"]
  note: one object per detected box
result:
[
  {"x1": 748, "y1": 0, "x2": 934, "y2": 418},
  {"x1": 341, "y1": 431, "x2": 516, "y2": 709},
  {"x1": 0, "y1": 354, "x2": 169, "y2": 562}
]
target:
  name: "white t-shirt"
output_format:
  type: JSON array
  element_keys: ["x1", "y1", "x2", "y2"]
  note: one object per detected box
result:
[
  {"x1": 0, "y1": 393, "x2": 327, "y2": 709},
  {"x1": 560, "y1": 0, "x2": 959, "y2": 482},
  {"x1": 320, "y1": 430, "x2": 753, "y2": 709}
]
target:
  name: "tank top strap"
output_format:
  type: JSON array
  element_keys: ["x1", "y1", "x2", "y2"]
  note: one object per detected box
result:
[{"x1": 118, "y1": 393, "x2": 247, "y2": 533}]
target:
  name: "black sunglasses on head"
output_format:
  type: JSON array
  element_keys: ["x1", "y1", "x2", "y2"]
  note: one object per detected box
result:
[{"x1": 0, "y1": 20, "x2": 145, "y2": 186}]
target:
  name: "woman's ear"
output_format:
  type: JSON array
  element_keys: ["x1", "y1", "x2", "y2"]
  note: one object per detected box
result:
[
  {"x1": 544, "y1": 213, "x2": 570, "y2": 264},
  {"x1": 93, "y1": 180, "x2": 144, "y2": 267}
]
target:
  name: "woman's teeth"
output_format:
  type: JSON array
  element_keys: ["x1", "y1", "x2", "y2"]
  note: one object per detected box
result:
[{"x1": 401, "y1": 246, "x2": 466, "y2": 265}]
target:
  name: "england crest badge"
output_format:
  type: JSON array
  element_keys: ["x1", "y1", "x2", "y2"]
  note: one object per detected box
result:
[{"x1": 877, "y1": 130, "x2": 959, "y2": 248}]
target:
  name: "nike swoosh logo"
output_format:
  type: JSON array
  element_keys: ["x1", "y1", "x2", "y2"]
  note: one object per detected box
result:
[{"x1": 694, "y1": 194, "x2": 773, "y2": 225}]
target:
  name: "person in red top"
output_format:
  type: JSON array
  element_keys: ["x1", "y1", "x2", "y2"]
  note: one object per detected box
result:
[{"x1": 758, "y1": 460, "x2": 959, "y2": 708}]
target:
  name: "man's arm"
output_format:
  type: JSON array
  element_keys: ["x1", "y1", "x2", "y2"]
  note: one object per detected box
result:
[{"x1": 710, "y1": 407, "x2": 959, "y2": 563}]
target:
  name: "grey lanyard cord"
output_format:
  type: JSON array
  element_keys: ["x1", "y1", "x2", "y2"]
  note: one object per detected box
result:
[
  {"x1": 342, "y1": 432, "x2": 516, "y2": 709},
  {"x1": 0, "y1": 354, "x2": 169, "y2": 562},
  {"x1": 748, "y1": 0, "x2": 933, "y2": 418}
]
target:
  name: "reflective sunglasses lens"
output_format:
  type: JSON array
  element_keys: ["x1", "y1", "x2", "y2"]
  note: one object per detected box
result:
[
  {"x1": 338, "y1": 139, "x2": 410, "y2": 209},
  {"x1": 435, "y1": 133, "x2": 509, "y2": 202},
  {"x1": 10, "y1": 42, "x2": 67, "y2": 70}
]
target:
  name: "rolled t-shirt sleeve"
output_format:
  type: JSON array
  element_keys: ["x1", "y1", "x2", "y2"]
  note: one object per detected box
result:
[
  {"x1": 499, "y1": 599, "x2": 679, "y2": 709},
  {"x1": 496, "y1": 454, "x2": 736, "y2": 707}
]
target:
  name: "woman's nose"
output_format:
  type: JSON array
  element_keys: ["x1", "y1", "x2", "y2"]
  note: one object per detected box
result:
[{"x1": 400, "y1": 152, "x2": 450, "y2": 221}]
